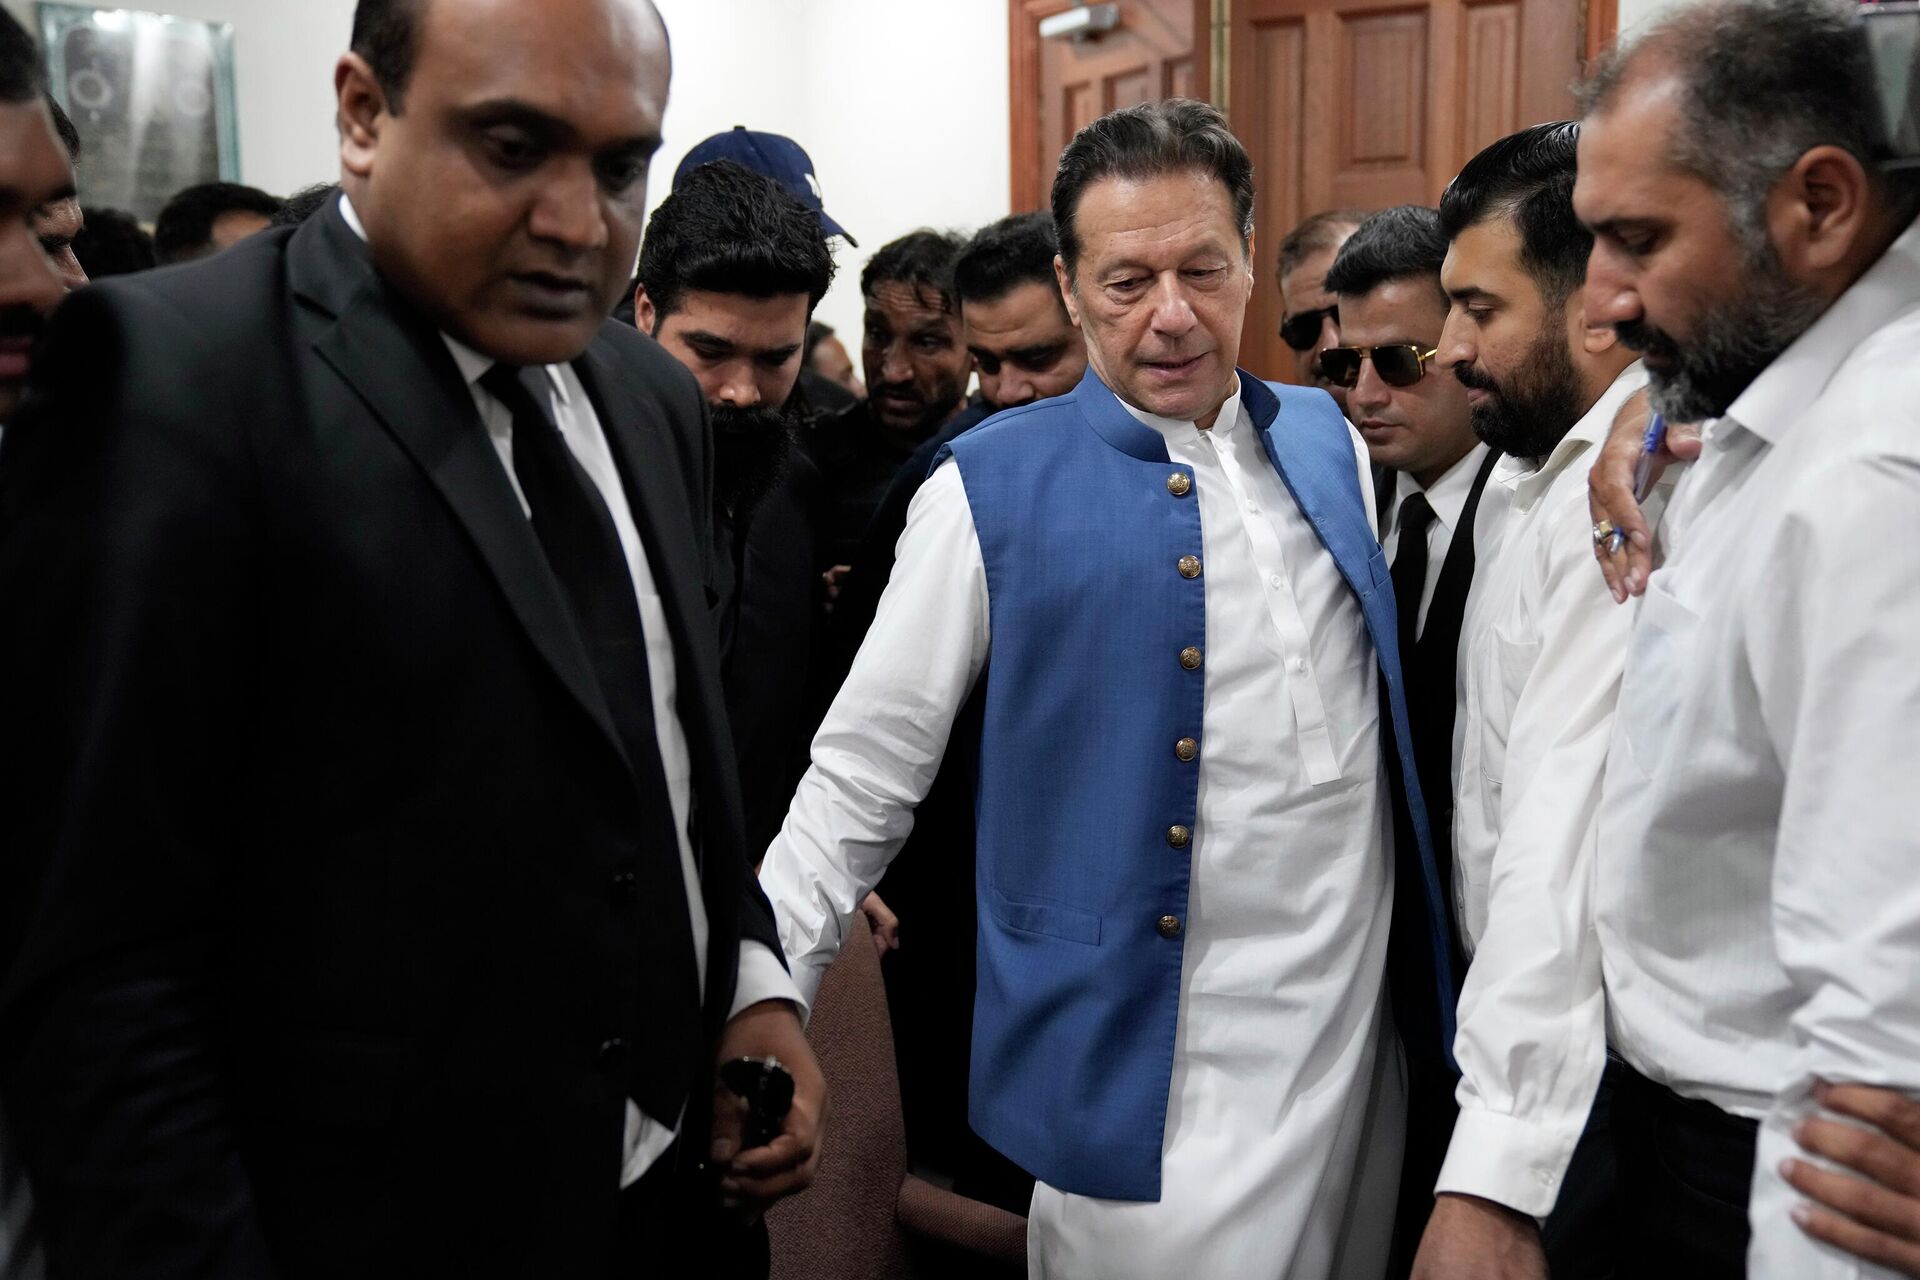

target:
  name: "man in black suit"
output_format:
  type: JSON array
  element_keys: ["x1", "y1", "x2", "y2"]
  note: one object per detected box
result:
[
  {"x1": 1319, "y1": 205, "x2": 1496, "y2": 1276},
  {"x1": 631, "y1": 158, "x2": 837, "y2": 858},
  {"x1": 0, "y1": 0, "x2": 823, "y2": 1275}
]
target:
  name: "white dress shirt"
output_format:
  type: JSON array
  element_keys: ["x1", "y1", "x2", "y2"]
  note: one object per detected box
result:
[
  {"x1": 1380, "y1": 442, "x2": 1503, "y2": 640},
  {"x1": 761, "y1": 383, "x2": 1404, "y2": 1279},
  {"x1": 338, "y1": 197, "x2": 799, "y2": 1188},
  {"x1": 1596, "y1": 219, "x2": 1920, "y2": 1278},
  {"x1": 1437, "y1": 364, "x2": 1649, "y2": 1217}
]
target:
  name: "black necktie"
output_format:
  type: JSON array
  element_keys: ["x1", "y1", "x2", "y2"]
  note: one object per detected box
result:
[
  {"x1": 479, "y1": 362, "x2": 702, "y2": 1126},
  {"x1": 1391, "y1": 491, "x2": 1436, "y2": 659}
]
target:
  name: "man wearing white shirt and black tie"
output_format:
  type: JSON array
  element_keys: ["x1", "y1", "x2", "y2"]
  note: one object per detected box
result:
[
  {"x1": 1574, "y1": 0, "x2": 1920, "y2": 1274},
  {"x1": 1317, "y1": 203, "x2": 1497, "y2": 1270},
  {"x1": 1410, "y1": 121, "x2": 1651, "y2": 1280}
]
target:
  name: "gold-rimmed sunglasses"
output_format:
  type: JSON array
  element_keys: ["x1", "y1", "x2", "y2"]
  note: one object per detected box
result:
[{"x1": 1315, "y1": 344, "x2": 1439, "y2": 389}]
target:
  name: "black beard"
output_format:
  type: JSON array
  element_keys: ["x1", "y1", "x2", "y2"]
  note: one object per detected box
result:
[
  {"x1": 1455, "y1": 324, "x2": 1586, "y2": 460},
  {"x1": 1614, "y1": 251, "x2": 1827, "y2": 424},
  {"x1": 712, "y1": 403, "x2": 798, "y2": 519}
]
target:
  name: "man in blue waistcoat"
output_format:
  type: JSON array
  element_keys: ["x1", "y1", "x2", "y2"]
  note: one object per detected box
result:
[{"x1": 759, "y1": 99, "x2": 1456, "y2": 1278}]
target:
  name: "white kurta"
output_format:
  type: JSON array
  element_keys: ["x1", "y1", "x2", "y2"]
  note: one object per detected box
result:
[{"x1": 761, "y1": 384, "x2": 1404, "y2": 1279}]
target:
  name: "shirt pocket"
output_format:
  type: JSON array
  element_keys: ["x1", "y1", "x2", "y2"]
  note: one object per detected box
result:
[
  {"x1": 1615, "y1": 576, "x2": 1701, "y2": 782},
  {"x1": 1478, "y1": 626, "x2": 1542, "y2": 794}
]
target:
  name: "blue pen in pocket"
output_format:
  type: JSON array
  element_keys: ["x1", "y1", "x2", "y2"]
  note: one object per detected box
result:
[{"x1": 1609, "y1": 412, "x2": 1667, "y2": 554}]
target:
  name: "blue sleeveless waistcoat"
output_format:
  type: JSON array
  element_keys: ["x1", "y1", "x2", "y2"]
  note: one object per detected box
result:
[{"x1": 935, "y1": 366, "x2": 1455, "y2": 1201}]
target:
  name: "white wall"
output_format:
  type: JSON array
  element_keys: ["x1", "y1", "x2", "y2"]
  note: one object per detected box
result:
[
  {"x1": 5, "y1": 0, "x2": 1013, "y2": 343},
  {"x1": 1616, "y1": 0, "x2": 1691, "y2": 40}
]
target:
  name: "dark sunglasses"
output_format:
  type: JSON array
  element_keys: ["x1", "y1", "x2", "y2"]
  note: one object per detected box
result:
[
  {"x1": 1279, "y1": 305, "x2": 1338, "y2": 353},
  {"x1": 1316, "y1": 344, "x2": 1439, "y2": 389}
]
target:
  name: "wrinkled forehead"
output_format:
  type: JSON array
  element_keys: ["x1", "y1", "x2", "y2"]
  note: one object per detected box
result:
[
  {"x1": 864, "y1": 279, "x2": 957, "y2": 328},
  {"x1": 1073, "y1": 171, "x2": 1245, "y2": 266},
  {"x1": 1572, "y1": 73, "x2": 1694, "y2": 222},
  {"x1": 412, "y1": 0, "x2": 671, "y2": 136}
]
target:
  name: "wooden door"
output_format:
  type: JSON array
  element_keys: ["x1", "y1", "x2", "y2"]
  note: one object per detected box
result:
[
  {"x1": 1229, "y1": 0, "x2": 1591, "y2": 382},
  {"x1": 1010, "y1": 0, "x2": 1211, "y2": 213}
]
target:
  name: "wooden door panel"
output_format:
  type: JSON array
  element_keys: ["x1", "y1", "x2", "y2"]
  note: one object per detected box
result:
[
  {"x1": 1240, "y1": 14, "x2": 1309, "y2": 378},
  {"x1": 1012, "y1": 0, "x2": 1208, "y2": 212},
  {"x1": 1230, "y1": 0, "x2": 1587, "y2": 383}
]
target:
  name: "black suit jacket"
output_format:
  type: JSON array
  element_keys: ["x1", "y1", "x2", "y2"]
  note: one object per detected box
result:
[{"x1": 0, "y1": 204, "x2": 778, "y2": 1277}]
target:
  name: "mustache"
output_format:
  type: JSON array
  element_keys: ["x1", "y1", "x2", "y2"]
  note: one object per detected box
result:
[
  {"x1": 1613, "y1": 318, "x2": 1682, "y2": 361},
  {"x1": 1452, "y1": 361, "x2": 1497, "y2": 393},
  {"x1": 870, "y1": 380, "x2": 922, "y2": 402},
  {"x1": 0, "y1": 305, "x2": 45, "y2": 344}
]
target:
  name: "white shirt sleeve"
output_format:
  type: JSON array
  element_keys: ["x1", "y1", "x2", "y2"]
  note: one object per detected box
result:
[
  {"x1": 728, "y1": 940, "x2": 804, "y2": 1019},
  {"x1": 1436, "y1": 486, "x2": 1624, "y2": 1217},
  {"x1": 757, "y1": 460, "x2": 991, "y2": 1013},
  {"x1": 1747, "y1": 454, "x2": 1920, "y2": 1279}
]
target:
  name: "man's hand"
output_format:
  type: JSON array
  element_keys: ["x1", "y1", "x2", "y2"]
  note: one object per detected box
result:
[
  {"x1": 1586, "y1": 390, "x2": 1700, "y2": 603},
  {"x1": 711, "y1": 999, "x2": 828, "y2": 1221},
  {"x1": 860, "y1": 891, "x2": 901, "y2": 957},
  {"x1": 1782, "y1": 1081, "x2": 1920, "y2": 1276},
  {"x1": 1411, "y1": 1193, "x2": 1548, "y2": 1280},
  {"x1": 820, "y1": 564, "x2": 852, "y2": 611}
]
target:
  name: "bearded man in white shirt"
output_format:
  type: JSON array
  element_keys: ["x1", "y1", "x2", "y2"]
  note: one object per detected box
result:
[
  {"x1": 1406, "y1": 121, "x2": 1648, "y2": 1280},
  {"x1": 1571, "y1": 0, "x2": 1920, "y2": 1274}
]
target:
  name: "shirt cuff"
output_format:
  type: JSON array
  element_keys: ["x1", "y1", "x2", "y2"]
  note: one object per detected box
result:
[
  {"x1": 1434, "y1": 1104, "x2": 1585, "y2": 1219},
  {"x1": 728, "y1": 939, "x2": 807, "y2": 1023}
]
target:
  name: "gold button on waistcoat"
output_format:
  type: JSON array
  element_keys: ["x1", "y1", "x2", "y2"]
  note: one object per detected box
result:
[
  {"x1": 1157, "y1": 914, "x2": 1183, "y2": 939},
  {"x1": 1177, "y1": 555, "x2": 1202, "y2": 579},
  {"x1": 1167, "y1": 824, "x2": 1192, "y2": 849},
  {"x1": 1174, "y1": 737, "x2": 1199, "y2": 762},
  {"x1": 1179, "y1": 646, "x2": 1203, "y2": 670},
  {"x1": 1166, "y1": 471, "x2": 1192, "y2": 497}
]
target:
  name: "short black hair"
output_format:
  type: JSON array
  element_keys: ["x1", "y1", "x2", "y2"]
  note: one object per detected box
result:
[
  {"x1": 1580, "y1": 0, "x2": 1918, "y2": 238},
  {"x1": 636, "y1": 159, "x2": 835, "y2": 321},
  {"x1": 153, "y1": 182, "x2": 283, "y2": 265},
  {"x1": 350, "y1": 0, "x2": 425, "y2": 110},
  {"x1": 0, "y1": 10, "x2": 45, "y2": 105},
  {"x1": 1323, "y1": 205, "x2": 1448, "y2": 312},
  {"x1": 45, "y1": 93, "x2": 79, "y2": 162},
  {"x1": 860, "y1": 228, "x2": 966, "y2": 314},
  {"x1": 272, "y1": 182, "x2": 342, "y2": 228},
  {"x1": 1276, "y1": 209, "x2": 1368, "y2": 281},
  {"x1": 1438, "y1": 121, "x2": 1589, "y2": 307},
  {"x1": 1052, "y1": 98, "x2": 1255, "y2": 277},
  {"x1": 804, "y1": 319, "x2": 833, "y2": 361},
  {"x1": 954, "y1": 211, "x2": 1061, "y2": 310},
  {"x1": 72, "y1": 207, "x2": 155, "y2": 278}
]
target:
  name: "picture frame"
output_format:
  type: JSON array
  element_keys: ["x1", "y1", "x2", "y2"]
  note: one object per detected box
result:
[{"x1": 36, "y1": 3, "x2": 241, "y2": 222}]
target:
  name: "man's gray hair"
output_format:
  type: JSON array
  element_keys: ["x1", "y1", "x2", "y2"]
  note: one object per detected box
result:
[{"x1": 1580, "y1": 0, "x2": 1916, "y2": 250}]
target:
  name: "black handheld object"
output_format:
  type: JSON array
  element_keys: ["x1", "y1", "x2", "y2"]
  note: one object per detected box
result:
[{"x1": 719, "y1": 1055, "x2": 794, "y2": 1151}]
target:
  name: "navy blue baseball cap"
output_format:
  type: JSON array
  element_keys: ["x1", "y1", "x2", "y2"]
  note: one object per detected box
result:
[{"x1": 673, "y1": 126, "x2": 857, "y2": 247}]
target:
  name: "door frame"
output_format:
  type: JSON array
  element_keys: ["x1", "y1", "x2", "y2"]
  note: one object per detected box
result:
[{"x1": 1009, "y1": 0, "x2": 1620, "y2": 210}]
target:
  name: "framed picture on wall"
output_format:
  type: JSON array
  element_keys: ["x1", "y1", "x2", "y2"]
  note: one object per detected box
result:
[{"x1": 36, "y1": 3, "x2": 240, "y2": 223}]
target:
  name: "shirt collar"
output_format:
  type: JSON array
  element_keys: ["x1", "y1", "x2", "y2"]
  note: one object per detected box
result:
[
  {"x1": 1393, "y1": 441, "x2": 1490, "y2": 537},
  {"x1": 1720, "y1": 215, "x2": 1920, "y2": 447},
  {"x1": 1115, "y1": 380, "x2": 1246, "y2": 442},
  {"x1": 1495, "y1": 360, "x2": 1648, "y2": 510},
  {"x1": 336, "y1": 192, "x2": 572, "y2": 408}
]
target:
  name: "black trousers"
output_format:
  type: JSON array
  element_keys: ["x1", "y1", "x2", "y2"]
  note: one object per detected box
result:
[
  {"x1": 1614, "y1": 1064, "x2": 1759, "y2": 1278},
  {"x1": 617, "y1": 1142, "x2": 770, "y2": 1279},
  {"x1": 1540, "y1": 1056, "x2": 1626, "y2": 1279}
]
